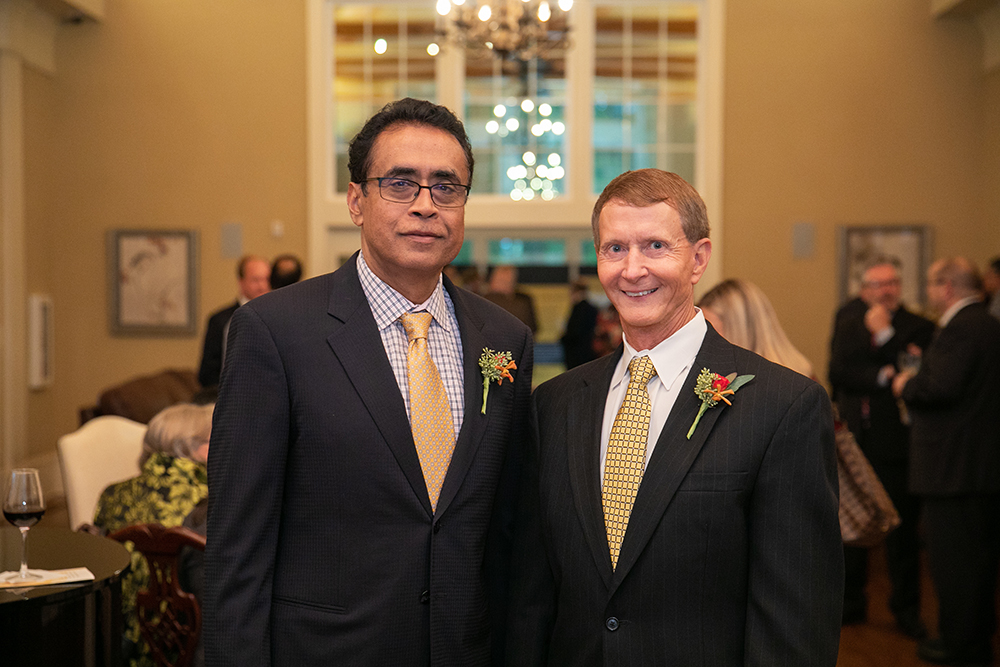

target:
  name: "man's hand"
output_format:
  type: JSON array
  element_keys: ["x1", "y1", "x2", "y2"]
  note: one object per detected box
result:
[
  {"x1": 892, "y1": 370, "x2": 915, "y2": 398},
  {"x1": 865, "y1": 304, "x2": 892, "y2": 336}
]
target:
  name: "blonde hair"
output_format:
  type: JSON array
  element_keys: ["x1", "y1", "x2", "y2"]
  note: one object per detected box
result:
[
  {"x1": 139, "y1": 403, "x2": 214, "y2": 466},
  {"x1": 698, "y1": 279, "x2": 814, "y2": 378}
]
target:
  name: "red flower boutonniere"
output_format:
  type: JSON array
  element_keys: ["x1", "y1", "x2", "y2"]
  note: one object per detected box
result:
[
  {"x1": 479, "y1": 348, "x2": 517, "y2": 414},
  {"x1": 686, "y1": 368, "x2": 755, "y2": 439}
]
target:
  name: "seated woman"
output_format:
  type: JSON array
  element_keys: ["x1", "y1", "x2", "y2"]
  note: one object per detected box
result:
[
  {"x1": 93, "y1": 402, "x2": 212, "y2": 667},
  {"x1": 697, "y1": 278, "x2": 814, "y2": 378}
]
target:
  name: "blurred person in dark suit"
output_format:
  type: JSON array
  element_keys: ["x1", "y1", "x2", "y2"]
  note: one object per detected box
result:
[
  {"x1": 983, "y1": 256, "x2": 1000, "y2": 320},
  {"x1": 269, "y1": 254, "x2": 303, "y2": 290},
  {"x1": 484, "y1": 265, "x2": 537, "y2": 332},
  {"x1": 197, "y1": 255, "x2": 270, "y2": 388},
  {"x1": 560, "y1": 280, "x2": 599, "y2": 369},
  {"x1": 828, "y1": 257, "x2": 934, "y2": 637},
  {"x1": 894, "y1": 257, "x2": 1000, "y2": 666}
]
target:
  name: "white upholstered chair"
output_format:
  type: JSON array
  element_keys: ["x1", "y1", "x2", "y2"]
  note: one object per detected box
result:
[{"x1": 57, "y1": 415, "x2": 147, "y2": 529}]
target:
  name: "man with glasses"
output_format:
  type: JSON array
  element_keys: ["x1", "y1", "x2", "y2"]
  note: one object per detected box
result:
[
  {"x1": 205, "y1": 98, "x2": 533, "y2": 666},
  {"x1": 829, "y1": 256, "x2": 934, "y2": 637}
]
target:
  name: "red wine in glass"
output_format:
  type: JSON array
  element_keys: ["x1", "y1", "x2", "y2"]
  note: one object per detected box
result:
[
  {"x1": 4, "y1": 509, "x2": 45, "y2": 528},
  {"x1": 1, "y1": 468, "x2": 46, "y2": 582}
]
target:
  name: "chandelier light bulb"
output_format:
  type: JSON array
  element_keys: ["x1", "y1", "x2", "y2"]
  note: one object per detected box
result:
[
  {"x1": 374, "y1": 38, "x2": 388, "y2": 54},
  {"x1": 538, "y1": 1, "x2": 551, "y2": 22},
  {"x1": 522, "y1": 151, "x2": 536, "y2": 166},
  {"x1": 506, "y1": 118, "x2": 520, "y2": 131},
  {"x1": 515, "y1": 179, "x2": 527, "y2": 190},
  {"x1": 436, "y1": 0, "x2": 451, "y2": 16},
  {"x1": 486, "y1": 120, "x2": 500, "y2": 134},
  {"x1": 478, "y1": 4, "x2": 491, "y2": 21},
  {"x1": 548, "y1": 153, "x2": 561, "y2": 166},
  {"x1": 539, "y1": 103, "x2": 552, "y2": 117},
  {"x1": 531, "y1": 124, "x2": 543, "y2": 137},
  {"x1": 427, "y1": 43, "x2": 440, "y2": 56},
  {"x1": 552, "y1": 121, "x2": 565, "y2": 135},
  {"x1": 453, "y1": 0, "x2": 465, "y2": 4},
  {"x1": 541, "y1": 189, "x2": 554, "y2": 200},
  {"x1": 540, "y1": 119, "x2": 552, "y2": 131},
  {"x1": 558, "y1": 0, "x2": 573, "y2": 11},
  {"x1": 536, "y1": 165, "x2": 548, "y2": 177},
  {"x1": 523, "y1": 189, "x2": 536, "y2": 201},
  {"x1": 493, "y1": 104, "x2": 506, "y2": 118},
  {"x1": 510, "y1": 189, "x2": 523, "y2": 201},
  {"x1": 521, "y1": 99, "x2": 535, "y2": 113}
]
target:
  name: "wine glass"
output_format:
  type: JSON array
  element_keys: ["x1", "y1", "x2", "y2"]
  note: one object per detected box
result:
[{"x1": 1, "y1": 468, "x2": 46, "y2": 582}]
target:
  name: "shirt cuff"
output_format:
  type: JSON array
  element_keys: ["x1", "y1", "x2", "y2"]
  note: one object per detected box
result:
[{"x1": 872, "y1": 325, "x2": 895, "y2": 348}]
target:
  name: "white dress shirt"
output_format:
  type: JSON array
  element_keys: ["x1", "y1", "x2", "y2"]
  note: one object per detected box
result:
[{"x1": 599, "y1": 310, "x2": 708, "y2": 476}]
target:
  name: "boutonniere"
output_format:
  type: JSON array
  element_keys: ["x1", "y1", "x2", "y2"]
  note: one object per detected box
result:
[
  {"x1": 479, "y1": 348, "x2": 517, "y2": 414},
  {"x1": 686, "y1": 368, "x2": 755, "y2": 439}
]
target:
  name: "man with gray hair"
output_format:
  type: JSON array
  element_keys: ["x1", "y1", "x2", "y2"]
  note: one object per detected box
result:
[
  {"x1": 894, "y1": 257, "x2": 1000, "y2": 666},
  {"x1": 828, "y1": 256, "x2": 934, "y2": 636}
]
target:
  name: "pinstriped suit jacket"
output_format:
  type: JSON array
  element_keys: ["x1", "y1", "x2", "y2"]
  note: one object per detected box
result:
[
  {"x1": 507, "y1": 326, "x2": 843, "y2": 666},
  {"x1": 205, "y1": 254, "x2": 533, "y2": 666}
]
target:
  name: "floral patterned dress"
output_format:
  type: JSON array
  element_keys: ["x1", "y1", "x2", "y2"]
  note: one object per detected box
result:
[{"x1": 93, "y1": 452, "x2": 208, "y2": 667}]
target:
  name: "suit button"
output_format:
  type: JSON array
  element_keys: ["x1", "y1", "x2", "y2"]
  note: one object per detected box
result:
[
  {"x1": 420, "y1": 590, "x2": 430, "y2": 604},
  {"x1": 433, "y1": 522, "x2": 441, "y2": 534},
  {"x1": 606, "y1": 617, "x2": 619, "y2": 631}
]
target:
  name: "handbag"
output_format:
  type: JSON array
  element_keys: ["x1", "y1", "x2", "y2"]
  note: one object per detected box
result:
[{"x1": 835, "y1": 419, "x2": 901, "y2": 547}]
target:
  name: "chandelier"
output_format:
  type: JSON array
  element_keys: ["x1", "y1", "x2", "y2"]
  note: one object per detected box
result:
[{"x1": 435, "y1": 0, "x2": 574, "y2": 63}]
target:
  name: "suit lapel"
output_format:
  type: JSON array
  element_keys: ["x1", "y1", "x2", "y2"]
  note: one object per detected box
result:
[
  {"x1": 567, "y1": 351, "x2": 621, "y2": 588},
  {"x1": 609, "y1": 328, "x2": 738, "y2": 591},
  {"x1": 434, "y1": 282, "x2": 490, "y2": 518},
  {"x1": 325, "y1": 255, "x2": 434, "y2": 516}
]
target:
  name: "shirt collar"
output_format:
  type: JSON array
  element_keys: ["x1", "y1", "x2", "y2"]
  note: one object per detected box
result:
[
  {"x1": 938, "y1": 295, "x2": 981, "y2": 327},
  {"x1": 357, "y1": 249, "x2": 452, "y2": 332},
  {"x1": 612, "y1": 310, "x2": 708, "y2": 391}
]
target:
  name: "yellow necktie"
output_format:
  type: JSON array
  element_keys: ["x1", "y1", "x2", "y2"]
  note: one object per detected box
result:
[
  {"x1": 603, "y1": 355, "x2": 657, "y2": 569},
  {"x1": 400, "y1": 312, "x2": 455, "y2": 512}
]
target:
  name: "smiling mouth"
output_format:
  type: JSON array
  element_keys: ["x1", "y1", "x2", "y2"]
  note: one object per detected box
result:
[{"x1": 623, "y1": 288, "x2": 657, "y2": 297}]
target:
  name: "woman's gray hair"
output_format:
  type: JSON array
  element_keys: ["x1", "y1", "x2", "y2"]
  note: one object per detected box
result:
[{"x1": 139, "y1": 402, "x2": 214, "y2": 466}]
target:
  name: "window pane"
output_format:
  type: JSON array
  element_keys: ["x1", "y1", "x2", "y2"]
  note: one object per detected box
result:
[
  {"x1": 488, "y1": 238, "x2": 566, "y2": 265},
  {"x1": 333, "y1": 4, "x2": 438, "y2": 192},
  {"x1": 466, "y1": 49, "x2": 568, "y2": 199},
  {"x1": 593, "y1": 3, "x2": 699, "y2": 193}
]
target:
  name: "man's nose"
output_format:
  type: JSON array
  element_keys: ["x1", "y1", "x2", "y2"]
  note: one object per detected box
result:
[
  {"x1": 409, "y1": 186, "x2": 438, "y2": 215},
  {"x1": 621, "y1": 250, "x2": 647, "y2": 280}
]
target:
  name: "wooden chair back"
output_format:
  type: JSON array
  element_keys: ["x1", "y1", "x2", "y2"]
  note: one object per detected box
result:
[{"x1": 109, "y1": 523, "x2": 206, "y2": 667}]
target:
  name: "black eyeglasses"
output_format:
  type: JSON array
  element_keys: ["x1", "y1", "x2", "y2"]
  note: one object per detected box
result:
[{"x1": 364, "y1": 177, "x2": 471, "y2": 208}]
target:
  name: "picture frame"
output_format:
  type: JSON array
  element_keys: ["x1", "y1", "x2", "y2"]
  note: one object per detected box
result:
[
  {"x1": 107, "y1": 229, "x2": 199, "y2": 335},
  {"x1": 837, "y1": 225, "x2": 933, "y2": 310}
]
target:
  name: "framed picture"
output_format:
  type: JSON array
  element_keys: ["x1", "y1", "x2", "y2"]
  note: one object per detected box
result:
[
  {"x1": 838, "y1": 225, "x2": 933, "y2": 309},
  {"x1": 107, "y1": 229, "x2": 199, "y2": 335}
]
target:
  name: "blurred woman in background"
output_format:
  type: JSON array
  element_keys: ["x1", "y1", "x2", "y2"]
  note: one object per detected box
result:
[{"x1": 698, "y1": 278, "x2": 814, "y2": 378}]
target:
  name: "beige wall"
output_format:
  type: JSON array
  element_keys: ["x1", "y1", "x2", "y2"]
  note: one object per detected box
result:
[
  {"x1": 723, "y1": 0, "x2": 992, "y2": 384},
  {"x1": 23, "y1": 0, "x2": 307, "y2": 459},
  {"x1": 15, "y1": 0, "x2": 999, "y2": 461}
]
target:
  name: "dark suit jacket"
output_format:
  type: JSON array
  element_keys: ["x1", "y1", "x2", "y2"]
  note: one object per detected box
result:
[
  {"x1": 828, "y1": 301, "x2": 934, "y2": 462},
  {"x1": 903, "y1": 302, "x2": 1000, "y2": 496},
  {"x1": 204, "y1": 254, "x2": 533, "y2": 666},
  {"x1": 506, "y1": 326, "x2": 843, "y2": 666},
  {"x1": 197, "y1": 301, "x2": 239, "y2": 388}
]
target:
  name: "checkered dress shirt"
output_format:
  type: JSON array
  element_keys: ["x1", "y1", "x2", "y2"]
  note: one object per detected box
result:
[{"x1": 357, "y1": 251, "x2": 465, "y2": 438}]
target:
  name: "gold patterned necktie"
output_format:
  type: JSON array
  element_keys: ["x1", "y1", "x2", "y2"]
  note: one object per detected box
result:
[
  {"x1": 400, "y1": 312, "x2": 455, "y2": 512},
  {"x1": 603, "y1": 355, "x2": 657, "y2": 569}
]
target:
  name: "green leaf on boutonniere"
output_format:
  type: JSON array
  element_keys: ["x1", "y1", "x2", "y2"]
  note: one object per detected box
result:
[
  {"x1": 479, "y1": 348, "x2": 516, "y2": 414},
  {"x1": 686, "y1": 368, "x2": 755, "y2": 439}
]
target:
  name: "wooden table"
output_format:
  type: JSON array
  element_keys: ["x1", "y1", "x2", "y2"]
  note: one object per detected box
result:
[{"x1": 0, "y1": 526, "x2": 131, "y2": 666}]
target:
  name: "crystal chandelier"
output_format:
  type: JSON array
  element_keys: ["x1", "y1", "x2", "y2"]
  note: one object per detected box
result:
[{"x1": 435, "y1": 0, "x2": 573, "y2": 63}]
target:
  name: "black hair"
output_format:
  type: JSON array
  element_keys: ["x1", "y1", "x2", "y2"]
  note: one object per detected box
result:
[
  {"x1": 347, "y1": 98, "x2": 474, "y2": 189},
  {"x1": 270, "y1": 254, "x2": 303, "y2": 290}
]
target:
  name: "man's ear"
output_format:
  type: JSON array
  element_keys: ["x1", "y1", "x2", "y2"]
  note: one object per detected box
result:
[
  {"x1": 690, "y1": 238, "x2": 712, "y2": 284},
  {"x1": 347, "y1": 182, "x2": 365, "y2": 228}
]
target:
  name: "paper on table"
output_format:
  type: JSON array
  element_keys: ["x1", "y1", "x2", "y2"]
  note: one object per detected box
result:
[{"x1": 0, "y1": 567, "x2": 95, "y2": 589}]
